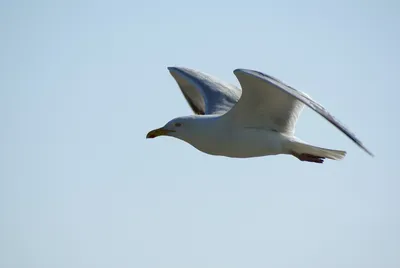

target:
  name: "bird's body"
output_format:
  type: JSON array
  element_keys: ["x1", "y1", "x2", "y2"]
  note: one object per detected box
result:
[
  {"x1": 147, "y1": 67, "x2": 373, "y2": 163},
  {"x1": 170, "y1": 115, "x2": 287, "y2": 158}
]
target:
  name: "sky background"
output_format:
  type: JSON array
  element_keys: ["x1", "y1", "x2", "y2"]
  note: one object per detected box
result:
[{"x1": 1, "y1": 0, "x2": 399, "y2": 267}]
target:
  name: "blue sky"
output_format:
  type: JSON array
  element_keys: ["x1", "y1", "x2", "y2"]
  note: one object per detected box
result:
[{"x1": 1, "y1": 0, "x2": 399, "y2": 267}]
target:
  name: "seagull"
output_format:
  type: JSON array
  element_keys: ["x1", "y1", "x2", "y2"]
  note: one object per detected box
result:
[{"x1": 146, "y1": 67, "x2": 373, "y2": 163}]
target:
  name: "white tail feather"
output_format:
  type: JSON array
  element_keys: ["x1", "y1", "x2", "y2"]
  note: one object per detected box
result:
[{"x1": 290, "y1": 141, "x2": 346, "y2": 160}]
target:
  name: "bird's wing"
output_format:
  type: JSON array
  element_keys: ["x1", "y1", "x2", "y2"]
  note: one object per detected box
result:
[
  {"x1": 168, "y1": 67, "x2": 241, "y2": 115},
  {"x1": 225, "y1": 69, "x2": 374, "y2": 157},
  {"x1": 225, "y1": 69, "x2": 306, "y2": 134}
]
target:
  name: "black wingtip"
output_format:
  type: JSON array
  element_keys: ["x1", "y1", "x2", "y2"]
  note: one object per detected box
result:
[{"x1": 364, "y1": 148, "x2": 375, "y2": 158}]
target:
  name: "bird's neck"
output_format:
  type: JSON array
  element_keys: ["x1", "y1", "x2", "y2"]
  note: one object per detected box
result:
[{"x1": 179, "y1": 115, "x2": 227, "y2": 155}]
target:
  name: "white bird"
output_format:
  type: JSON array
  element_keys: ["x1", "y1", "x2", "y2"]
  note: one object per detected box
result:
[{"x1": 146, "y1": 67, "x2": 373, "y2": 163}]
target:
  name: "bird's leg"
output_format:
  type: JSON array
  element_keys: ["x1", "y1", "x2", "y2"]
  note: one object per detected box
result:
[{"x1": 291, "y1": 151, "x2": 325, "y2": 164}]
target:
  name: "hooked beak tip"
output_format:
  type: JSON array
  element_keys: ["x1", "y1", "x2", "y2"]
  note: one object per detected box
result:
[{"x1": 146, "y1": 133, "x2": 156, "y2": 139}]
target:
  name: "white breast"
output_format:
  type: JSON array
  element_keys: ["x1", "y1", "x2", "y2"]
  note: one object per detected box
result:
[{"x1": 187, "y1": 126, "x2": 289, "y2": 158}]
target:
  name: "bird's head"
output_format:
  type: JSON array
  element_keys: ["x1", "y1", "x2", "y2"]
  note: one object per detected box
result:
[{"x1": 146, "y1": 116, "x2": 202, "y2": 141}]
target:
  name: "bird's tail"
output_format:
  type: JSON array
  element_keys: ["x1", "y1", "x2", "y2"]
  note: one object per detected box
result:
[{"x1": 289, "y1": 141, "x2": 346, "y2": 163}]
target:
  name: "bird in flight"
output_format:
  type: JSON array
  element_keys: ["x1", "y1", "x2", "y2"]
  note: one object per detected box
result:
[{"x1": 146, "y1": 67, "x2": 374, "y2": 163}]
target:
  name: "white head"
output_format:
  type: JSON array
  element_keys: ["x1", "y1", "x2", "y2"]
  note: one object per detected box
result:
[{"x1": 146, "y1": 115, "x2": 210, "y2": 143}]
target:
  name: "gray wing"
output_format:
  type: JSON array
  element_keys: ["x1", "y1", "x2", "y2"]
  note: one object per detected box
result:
[
  {"x1": 168, "y1": 67, "x2": 241, "y2": 115},
  {"x1": 226, "y1": 69, "x2": 374, "y2": 157}
]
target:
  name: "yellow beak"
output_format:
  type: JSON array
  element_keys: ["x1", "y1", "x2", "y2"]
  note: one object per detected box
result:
[{"x1": 146, "y1": 127, "x2": 175, "y2": 139}]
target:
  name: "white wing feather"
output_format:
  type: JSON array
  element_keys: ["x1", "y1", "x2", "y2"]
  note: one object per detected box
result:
[{"x1": 227, "y1": 69, "x2": 306, "y2": 134}]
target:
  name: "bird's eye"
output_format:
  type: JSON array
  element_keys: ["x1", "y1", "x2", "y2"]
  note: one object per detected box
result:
[{"x1": 174, "y1": 123, "x2": 182, "y2": 127}]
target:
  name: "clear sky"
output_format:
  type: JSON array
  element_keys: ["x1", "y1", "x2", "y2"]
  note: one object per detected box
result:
[{"x1": 1, "y1": 0, "x2": 399, "y2": 267}]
